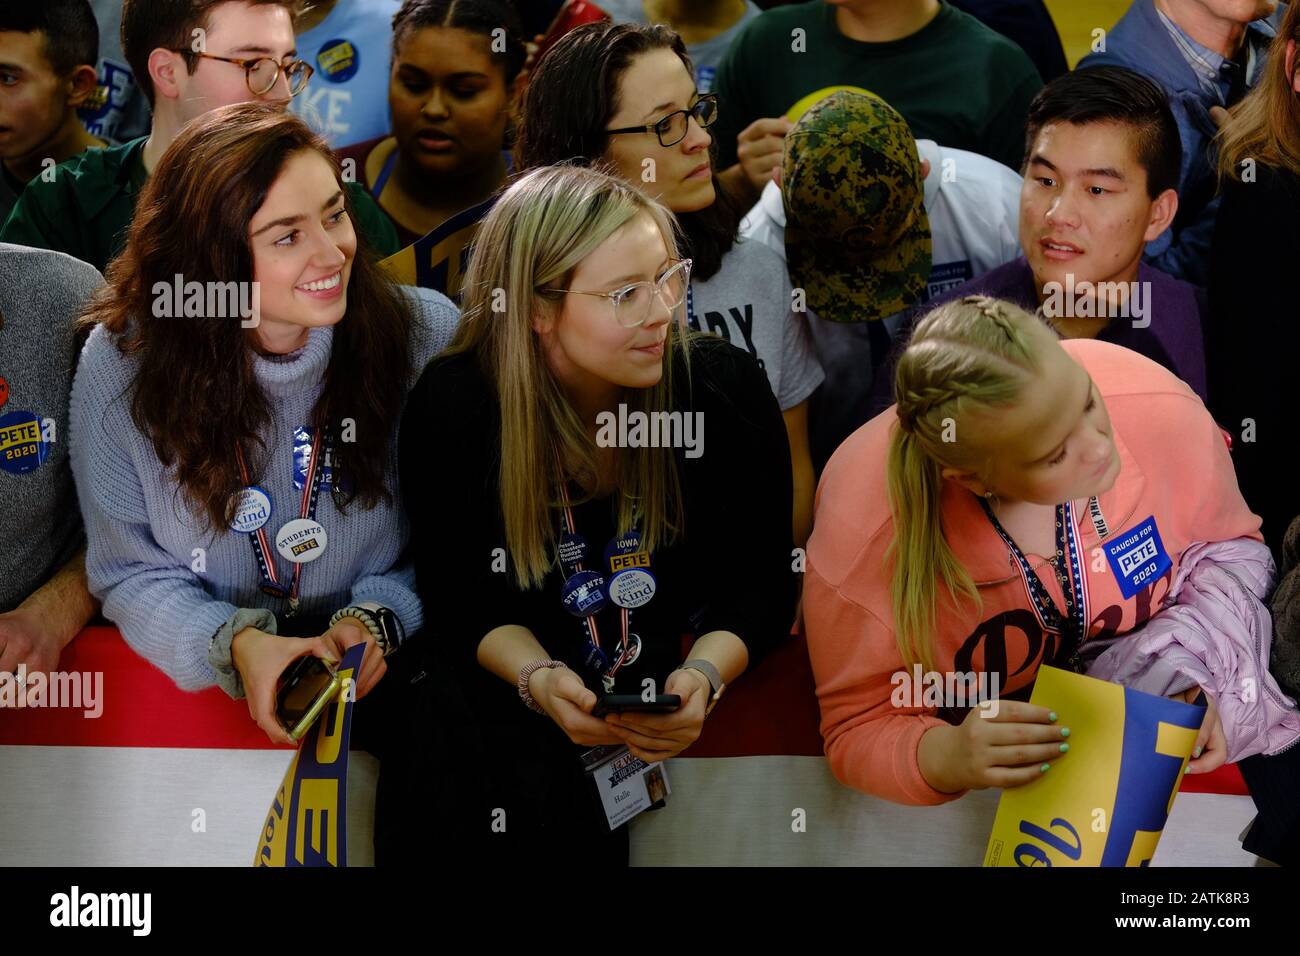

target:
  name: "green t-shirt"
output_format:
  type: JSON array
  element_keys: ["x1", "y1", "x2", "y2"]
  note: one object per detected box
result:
[
  {"x1": 712, "y1": 0, "x2": 1042, "y2": 172},
  {"x1": 0, "y1": 136, "x2": 399, "y2": 272}
]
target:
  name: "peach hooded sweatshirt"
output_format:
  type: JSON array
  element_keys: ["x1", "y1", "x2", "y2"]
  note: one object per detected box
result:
[{"x1": 803, "y1": 340, "x2": 1261, "y2": 805}]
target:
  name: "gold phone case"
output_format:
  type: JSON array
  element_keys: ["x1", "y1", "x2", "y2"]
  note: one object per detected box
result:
[{"x1": 279, "y1": 662, "x2": 344, "y2": 742}]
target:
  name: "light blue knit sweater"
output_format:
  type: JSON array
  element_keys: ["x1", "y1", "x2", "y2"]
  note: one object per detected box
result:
[{"x1": 69, "y1": 287, "x2": 458, "y2": 691}]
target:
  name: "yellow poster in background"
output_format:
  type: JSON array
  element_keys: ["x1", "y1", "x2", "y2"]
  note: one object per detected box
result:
[{"x1": 985, "y1": 667, "x2": 1204, "y2": 867}]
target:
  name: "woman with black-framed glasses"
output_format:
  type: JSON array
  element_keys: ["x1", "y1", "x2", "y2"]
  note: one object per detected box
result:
[{"x1": 517, "y1": 21, "x2": 823, "y2": 548}]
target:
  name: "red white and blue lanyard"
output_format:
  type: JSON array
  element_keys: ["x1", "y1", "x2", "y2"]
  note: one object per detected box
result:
[
  {"x1": 980, "y1": 497, "x2": 1090, "y2": 673},
  {"x1": 555, "y1": 470, "x2": 636, "y2": 692},
  {"x1": 234, "y1": 428, "x2": 331, "y2": 615}
]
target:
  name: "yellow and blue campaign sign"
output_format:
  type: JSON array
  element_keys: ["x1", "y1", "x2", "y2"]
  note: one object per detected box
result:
[
  {"x1": 379, "y1": 194, "x2": 498, "y2": 301},
  {"x1": 985, "y1": 667, "x2": 1204, "y2": 867},
  {"x1": 254, "y1": 642, "x2": 365, "y2": 867}
]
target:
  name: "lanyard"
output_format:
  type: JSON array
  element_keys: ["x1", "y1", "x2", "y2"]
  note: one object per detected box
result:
[
  {"x1": 555, "y1": 472, "x2": 639, "y2": 691},
  {"x1": 686, "y1": 282, "x2": 695, "y2": 328},
  {"x1": 980, "y1": 497, "x2": 1090, "y2": 673},
  {"x1": 235, "y1": 427, "x2": 330, "y2": 615}
]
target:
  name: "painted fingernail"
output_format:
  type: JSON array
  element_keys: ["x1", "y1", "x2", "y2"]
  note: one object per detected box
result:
[
  {"x1": 1039, "y1": 763, "x2": 1051, "y2": 773},
  {"x1": 1048, "y1": 711, "x2": 1058, "y2": 722},
  {"x1": 1059, "y1": 743, "x2": 1070, "y2": 753},
  {"x1": 1060, "y1": 727, "x2": 1070, "y2": 738},
  {"x1": 1193, "y1": 746, "x2": 1203, "y2": 758},
  {"x1": 1184, "y1": 765, "x2": 1192, "y2": 774}
]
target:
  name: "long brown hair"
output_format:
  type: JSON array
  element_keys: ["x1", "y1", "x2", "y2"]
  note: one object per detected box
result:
[
  {"x1": 1218, "y1": 0, "x2": 1300, "y2": 177},
  {"x1": 82, "y1": 102, "x2": 413, "y2": 531}
]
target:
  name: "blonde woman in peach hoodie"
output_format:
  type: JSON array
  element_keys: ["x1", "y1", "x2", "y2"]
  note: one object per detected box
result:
[{"x1": 803, "y1": 296, "x2": 1266, "y2": 807}]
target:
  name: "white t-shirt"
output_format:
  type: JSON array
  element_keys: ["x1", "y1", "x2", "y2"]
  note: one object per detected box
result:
[
  {"x1": 689, "y1": 238, "x2": 824, "y2": 411},
  {"x1": 599, "y1": 0, "x2": 762, "y2": 93}
]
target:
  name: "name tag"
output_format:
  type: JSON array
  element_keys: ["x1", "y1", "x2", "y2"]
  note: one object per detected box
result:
[
  {"x1": 1103, "y1": 516, "x2": 1172, "y2": 599},
  {"x1": 581, "y1": 745, "x2": 670, "y2": 831}
]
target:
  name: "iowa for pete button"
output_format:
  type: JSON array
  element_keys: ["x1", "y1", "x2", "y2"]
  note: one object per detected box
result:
[{"x1": 275, "y1": 518, "x2": 328, "y2": 563}]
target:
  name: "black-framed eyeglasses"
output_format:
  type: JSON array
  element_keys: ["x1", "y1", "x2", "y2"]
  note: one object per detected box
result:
[
  {"x1": 605, "y1": 94, "x2": 718, "y2": 148},
  {"x1": 175, "y1": 50, "x2": 314, "y2": 97},
  {"x1": 542, "y1": 258, "x2": 693, "y2": 328}
]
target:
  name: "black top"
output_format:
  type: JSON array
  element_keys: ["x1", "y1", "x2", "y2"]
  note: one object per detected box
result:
[
  {"x1": 391, "y1": 336, "x2": 797, "y2": 857},
  {"x1": 1206, "y1": 162, "x2": 1300, "y2": 560}
]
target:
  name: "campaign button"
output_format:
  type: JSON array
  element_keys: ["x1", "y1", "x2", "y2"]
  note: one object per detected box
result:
[
  {"x1": 607, "y1": 568, "x2": 656, "y2": 609},
  {"x1": 621, "y1": 632, "x2": 642, "y2": 667},
  {"x1": 558, "y1": 531, "x2": 587, "y2": 569},
  {"x1": 0, "y1": 376, "x2": 8, "y2": 409},
  {"x1": 1102, "y1": 515, "x2": 1171, "y2": 599},
  {"x1": 229, "y1": 485, "x2": 272, "y2": 533},
  {"x1": 316, "y1": 38, "x2": 359, "y2": 83},
  {"x1": 561, "y1": 569, "x2": 607, "y2": 617},
  {"x1": 604, "y1": 529, "x2": 643, "y2": 567},
  {"x1": 0, "y1": 409, "x2": 47, "y2": 475},
  {"x1": 275, "y1": 518, "x2": 328, "y2": 563}
]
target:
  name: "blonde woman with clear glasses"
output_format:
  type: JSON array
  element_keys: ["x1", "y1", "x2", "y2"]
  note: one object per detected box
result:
[{"x1": 389, "y1": 163, "x2": 798, "y2": 865}]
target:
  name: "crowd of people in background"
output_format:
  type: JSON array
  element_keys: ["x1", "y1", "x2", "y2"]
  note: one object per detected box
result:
[{"x1": 3, "y1": 0, "x2": 1300, "y2": 866}]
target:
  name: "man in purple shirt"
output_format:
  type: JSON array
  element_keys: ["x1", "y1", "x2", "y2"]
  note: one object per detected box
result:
[{"x1": 871, "y1": 66, "x2": 1207, "y2": 420}]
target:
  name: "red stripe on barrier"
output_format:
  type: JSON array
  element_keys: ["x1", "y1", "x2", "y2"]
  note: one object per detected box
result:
[
  {"x1": 0, "y1": 627, "x2": 285, "y2": 750},
  {"x1": 0, "y1": 626, "x2": 1260, "y2": 798}
]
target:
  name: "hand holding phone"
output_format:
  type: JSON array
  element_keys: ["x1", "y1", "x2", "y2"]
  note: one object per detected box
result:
[
  {"x1": 602, "y1": 668, "x2": 712, "y2": 763},
  {"x1": 232, "y1": 626, "x2": 344, "y2": 746},
  {"x1": 276, "y1": 654, "x2": 343, "y2": 741}
]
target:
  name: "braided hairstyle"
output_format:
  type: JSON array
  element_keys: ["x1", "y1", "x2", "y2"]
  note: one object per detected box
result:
[{"x1": 886, "y1": 296, "x2": 1047, "y2": 670}]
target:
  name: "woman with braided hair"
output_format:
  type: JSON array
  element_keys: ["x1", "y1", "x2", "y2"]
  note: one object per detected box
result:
[{"x1": 802, "y1": 295, "x2": 1299, "y2": 824}]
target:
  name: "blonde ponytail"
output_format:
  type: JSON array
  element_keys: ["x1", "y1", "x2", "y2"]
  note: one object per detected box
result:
[{"x1": 885, "y1": 296, "x2": 1048, "y2": 670}]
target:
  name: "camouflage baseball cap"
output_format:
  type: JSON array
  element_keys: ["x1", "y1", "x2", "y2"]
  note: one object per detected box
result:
[{"x1": 783, "y1": 90, "x2": 932, "y2": 323}]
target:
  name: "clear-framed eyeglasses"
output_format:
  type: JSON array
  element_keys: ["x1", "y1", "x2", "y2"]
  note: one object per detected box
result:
[
  {"x1": 176, "y1": 50, "x2": 314, "y2": 97},
  {"x1": 543, "y1": 258, "x2": 693, "y2": 328}
]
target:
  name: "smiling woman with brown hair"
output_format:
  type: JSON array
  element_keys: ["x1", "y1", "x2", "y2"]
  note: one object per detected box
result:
[{"x1": 69, "y1": 102, "x2": 458, "y2": 745}]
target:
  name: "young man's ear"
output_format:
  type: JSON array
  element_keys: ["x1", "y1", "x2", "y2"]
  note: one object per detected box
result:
[
  {"x1": 65, "y1": 64, "x2": 101, "y2": 110},
  {"x1": 147, "y1": 47, "x2": 187, "y2": 103},
  {"x1": 1142, "y1": 187, "x2": 1179, "y2": 243}
]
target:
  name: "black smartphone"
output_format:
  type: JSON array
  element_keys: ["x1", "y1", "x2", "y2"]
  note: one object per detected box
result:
[
  {"x1": 275, "y1": 654, "x2": 342, "y2": 741},
  {"x1": 592, "y1": 694, "x2": 681, "y2": 717}
]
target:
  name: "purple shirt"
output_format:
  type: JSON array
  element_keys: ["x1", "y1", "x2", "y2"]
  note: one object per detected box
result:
[{"x1": 870, "y1": 256, "x2": 1208, "y2": 419}]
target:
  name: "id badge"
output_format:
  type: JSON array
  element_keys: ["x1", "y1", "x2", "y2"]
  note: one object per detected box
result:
[{"x1": 579, "y1": 744, "x2": 671, "y2": 831}]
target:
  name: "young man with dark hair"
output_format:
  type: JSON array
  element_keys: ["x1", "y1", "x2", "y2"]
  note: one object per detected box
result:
[
  {"x1": 0, "y1": 0, "x2": 398, "y2": 271},
  {"x1": 872, "y1": 66, "x2": 1207, "y2": 417},
  {"x1": 0, "y1": 2, "x2": 106, "y2": 220},
  {"x1": 1080, "y1": 0, "x2": 1285, "y2": 284}
]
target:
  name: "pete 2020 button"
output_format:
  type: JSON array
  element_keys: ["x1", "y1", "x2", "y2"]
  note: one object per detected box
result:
[
  {"x1": 0, "y1": 409, "x2": 48, "y2": 475},
  {"x1": 275, "y1": 518, "x2": 328, "y2": 563}
]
